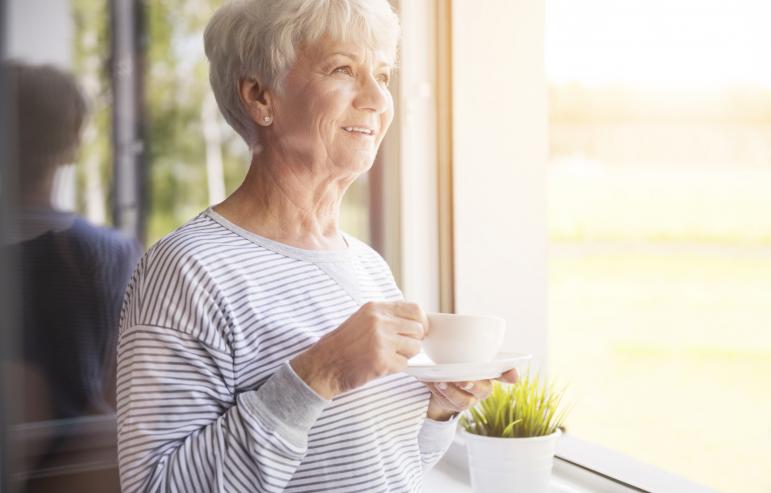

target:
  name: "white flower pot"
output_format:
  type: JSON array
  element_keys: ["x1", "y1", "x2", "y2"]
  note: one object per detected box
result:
[{"x1": 462, "y1": 428, "x2": 562, "y2": 493}]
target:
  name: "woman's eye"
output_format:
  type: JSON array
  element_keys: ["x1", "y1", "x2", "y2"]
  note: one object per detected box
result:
[
  {"x1": 376, "y1": 73, "x2": 390, "y2": 86},
  {"x1": 333, "y1": 66, "x2": 354, "y2": 76}
]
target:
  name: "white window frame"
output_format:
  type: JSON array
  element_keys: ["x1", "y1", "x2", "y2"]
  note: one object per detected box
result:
[
  {"x1": 389, "y1": 1, "x2": 718, "y2": 492},
  {"x1": 377, "y1": 0, "x2": 445, "y2": 313}
]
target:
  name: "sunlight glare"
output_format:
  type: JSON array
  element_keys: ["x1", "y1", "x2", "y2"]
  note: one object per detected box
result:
[{"x1": 546, "y1": 0, "x2": 771, "y2": 88}]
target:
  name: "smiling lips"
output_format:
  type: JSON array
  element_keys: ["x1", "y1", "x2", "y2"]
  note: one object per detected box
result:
[{"x1": 342, "y1": 126, "x2": 375, "y2": 136}]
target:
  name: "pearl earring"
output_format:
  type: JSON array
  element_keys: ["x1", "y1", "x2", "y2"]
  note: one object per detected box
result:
[{"x1": 263, "y1": 115, "x2": 272, "y2": 124}]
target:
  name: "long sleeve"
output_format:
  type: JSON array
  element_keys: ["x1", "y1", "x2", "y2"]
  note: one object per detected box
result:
[
  {"x1": 117, "y1": 324, "x2": 329, "y2": 492},
  {"x1": 116, "y1": 214, "x2": 448, "y2": 491},
  {"x1": 417, "y1": 415, "x2": 458, "y2": 471}
]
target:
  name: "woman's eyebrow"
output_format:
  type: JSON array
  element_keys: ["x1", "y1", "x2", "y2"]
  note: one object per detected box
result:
[
  {"x1": 328, "y1": 51, "x2": 359, "y2": 61},
  {"x1": 326, "y1": 51, "x2": 393, "y2": 70}
]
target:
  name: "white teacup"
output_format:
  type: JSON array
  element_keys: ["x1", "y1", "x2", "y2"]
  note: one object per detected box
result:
[{"x1": 423, "y1": 312, "x2": 506, "y2": 364}]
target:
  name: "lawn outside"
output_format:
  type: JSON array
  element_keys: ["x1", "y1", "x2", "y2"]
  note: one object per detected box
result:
[
  {"x1": 547, "y1": 163, "x2": 771, "y2": 493},
  {"x1": 549, "y1": 159, "x2": 771, "y2": 493}
]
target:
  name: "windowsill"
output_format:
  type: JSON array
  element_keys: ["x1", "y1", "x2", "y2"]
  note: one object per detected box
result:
[{"x1": 425, "y1": 432, "x2": 718, "y2": 493}]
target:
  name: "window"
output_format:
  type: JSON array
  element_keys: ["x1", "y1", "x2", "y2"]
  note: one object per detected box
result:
[
  {"x1": 1, "y1": 1, "x2": 383, "y2": 491},
  {"x1": 2, "y1": 1, "x2": 127, "y2": 491},
  {"x1": 546, "y1": 1, "x2": 771, "y2": 492},
  {"x1": 144, "y1": 0, "x2": 373, "y2": 246}
]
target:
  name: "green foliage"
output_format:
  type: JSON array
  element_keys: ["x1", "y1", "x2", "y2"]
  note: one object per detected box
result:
[
  {"x1": 72, "y1": 0, "x2": 112, "y2": 224},
  {"x1": 144, "y1": 0, "x2": 249, "y2": 245},
  {"x1": 142, "y1": 0, "x2": 372, "y2": 245},
  {"x1": 460, "y1": 373, "x2": 570, "y2": 438},
  {"x1": 70, "y1": 0, "x2": 373, "y2": 246}
]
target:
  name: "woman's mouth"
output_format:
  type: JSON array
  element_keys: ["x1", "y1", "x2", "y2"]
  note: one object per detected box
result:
[{"x1": 342, "y1": 126, "x2": 375, "y2": 136}]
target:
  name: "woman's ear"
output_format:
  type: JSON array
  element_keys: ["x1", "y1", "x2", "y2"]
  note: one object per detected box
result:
[{"x1": 239, "y1": 78, "x2": 273, "y2": 126}]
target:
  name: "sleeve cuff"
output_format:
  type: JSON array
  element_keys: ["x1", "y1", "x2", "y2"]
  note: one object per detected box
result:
[
  {"x1": 419, "y1": 414, "x2": 459, "y2": 450},
  {"x1": 240, "y1": 361, "x2": 331, "y2": 447}
]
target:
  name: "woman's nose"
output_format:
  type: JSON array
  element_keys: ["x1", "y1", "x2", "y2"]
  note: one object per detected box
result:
[{"x1": 353, "y1": 74, "x2": 390, "y2": 114}]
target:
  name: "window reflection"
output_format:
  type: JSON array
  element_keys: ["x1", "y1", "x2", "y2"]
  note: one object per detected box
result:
[
  {"x1": 2, "y1": 1, "x2": 376, "y2": 491},
  {"x1": 3, "y1": 61, "x2": 141, "y2": 492}
]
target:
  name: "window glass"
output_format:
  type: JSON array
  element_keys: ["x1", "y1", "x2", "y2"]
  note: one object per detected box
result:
[
  {"x1": 2, "y1": 1, "x2": 374, "y2": 490},
  {"x1": 145, "y1": 0, "x2": 371, "y2": 245},
  {"x1": 2, "y1": 1, "x2": 133, "y2": 491},
  {"x1": 546, "y1": 1, "x2": 771, "y2": 492}
]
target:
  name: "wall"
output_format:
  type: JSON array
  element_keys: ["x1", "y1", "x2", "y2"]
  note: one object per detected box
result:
[{"x1": 451, "y1": 0, "x2": 549, "y2": 367}]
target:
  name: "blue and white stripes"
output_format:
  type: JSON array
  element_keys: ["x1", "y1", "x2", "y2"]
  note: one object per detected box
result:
[{"x1": 117, "y1": 209, "x2": 456, "y2": 492}]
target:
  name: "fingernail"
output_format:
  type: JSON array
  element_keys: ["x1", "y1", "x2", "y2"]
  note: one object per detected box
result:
[{"x1": 438, "y1": 382, "x2": 448, "y2": 390}]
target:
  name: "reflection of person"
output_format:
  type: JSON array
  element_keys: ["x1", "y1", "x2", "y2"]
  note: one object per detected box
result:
[
  {"x1": 4, "y1": 61, "x2": 142, "y2": 424},
  {"x1": 117, "y1": 1, "x2": 515, "y2": 491}
]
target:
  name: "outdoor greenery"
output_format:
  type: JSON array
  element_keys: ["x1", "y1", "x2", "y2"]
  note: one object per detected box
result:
[
  {"x1": 71, "y1": 0, "x2": 249, "y2": 238},
  {"x1": 70, "y1": 0, "x2": 372, "y2": 247},
  {"x1": 460, "y1": 375, "x2": 570, "y2": 439},
  {"x1": 72, "y1": 0, "x2": 112, "y2": 225},
  {"x1": 548, "y1": 84, "x2": 771, "y2": 493},
  {"x1": 548, "y1": 249, "x2": 771, "y2": 493},
  {"x1": 144, "y1": 0, "x2": 250, "y2": 244}
]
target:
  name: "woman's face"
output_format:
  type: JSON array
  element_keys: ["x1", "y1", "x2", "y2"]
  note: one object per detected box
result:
[{"x1": 267, "y1": 36, "x2": 395, "y2": 176}]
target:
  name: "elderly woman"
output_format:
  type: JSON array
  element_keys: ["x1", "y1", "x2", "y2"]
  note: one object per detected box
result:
[{"x1": 117, "y1": 0, "x2": 514, "y2": 491}]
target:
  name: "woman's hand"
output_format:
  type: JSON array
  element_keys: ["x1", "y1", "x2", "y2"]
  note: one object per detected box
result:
[
  {"x1": 424, "y1": 369, "x2": 519, "y2": 421},
  {"x1": 290, "y1": 301, "x2": 427, "y2": 399}
]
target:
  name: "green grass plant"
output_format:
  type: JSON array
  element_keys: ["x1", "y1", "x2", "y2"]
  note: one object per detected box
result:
[{"x1": 460, "y1": 373, "x2": 570, "y2": 438}]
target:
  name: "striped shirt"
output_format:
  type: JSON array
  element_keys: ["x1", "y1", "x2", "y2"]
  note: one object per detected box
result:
[{"x1": 117, "y1": 208, "x2": 456, "y2": 492}]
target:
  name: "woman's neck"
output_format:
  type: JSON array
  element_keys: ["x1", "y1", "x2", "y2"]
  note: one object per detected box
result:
[{"x1": 214, "y1": 152, "x2": 355, "y2": 251}]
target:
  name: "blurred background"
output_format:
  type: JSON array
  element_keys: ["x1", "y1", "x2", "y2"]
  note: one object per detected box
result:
[
  {"x1": 546, "y1": 1, "x2": 771, "y2": 492},
  {"x1": 0, "y1": 1, "x2": 373, "y2": 491},
  {"x1": 0, "y1": 1, "x2": 769, "y2": 492}
]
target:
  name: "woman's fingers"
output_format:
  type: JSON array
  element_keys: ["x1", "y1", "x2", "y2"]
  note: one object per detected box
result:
[
  {"x1": 425, "y1": 373, "x2": 520, "y2": 415},
  {"x1": 391, "y1": 300, "x2": 427, "y2": 321},
  {"x1": 426, "y1": 383, "x2": 460, "y2": 411},
  {"x1": 390, "y1": 301, "x2": 429, "y2": 333},
  {"x1": 497, "y1": 368, "x2": 519, "y2": 384},
  {"x1": 395, "y1": 334, "x2": 422, "y2": 359},
  {"x1": 431, "y1": 382, "x2": 476, "y2": 410},
  {"x1": 427, "y1": 386, "x2": 458, "y2": 413},
  {"x1": 395, "y1": 319, "x2": 425, "y2": 339},
  {"x1": 456, "y1": 380, "x2": 492, "y2": 400},
  {"x1": 425, "y1": 379, "x2": 495, "y2": 414}
]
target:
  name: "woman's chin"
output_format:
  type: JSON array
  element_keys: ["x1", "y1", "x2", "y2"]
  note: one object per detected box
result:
[{"x1": 337, "y1": 153, "x2": 377, "y2": 174}]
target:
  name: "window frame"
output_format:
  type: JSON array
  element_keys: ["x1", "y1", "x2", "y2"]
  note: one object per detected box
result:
[
  {"x1": 1, "y1": 4, "x2": 17, "y2": 491},
  {"x1": 394, "y1": 0, "x2": 720, "y2": 491},
  {"x1": 375, "y1": 0, "x2": 447, "y2": 312}
]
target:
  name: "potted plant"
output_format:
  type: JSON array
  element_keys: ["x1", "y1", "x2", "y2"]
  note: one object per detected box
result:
[{"x1": 459, "y1": 373, "x2": 570, "y2": 493}]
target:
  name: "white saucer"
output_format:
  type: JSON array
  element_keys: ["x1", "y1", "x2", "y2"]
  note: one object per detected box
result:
[{"x1": 405, "y1": 352, "x2": 532, "y2": 382}]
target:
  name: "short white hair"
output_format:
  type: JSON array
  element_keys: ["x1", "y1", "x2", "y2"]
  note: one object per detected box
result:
[{"x1": 204, "y1": 0, "x2": 400, "y2": 149}]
